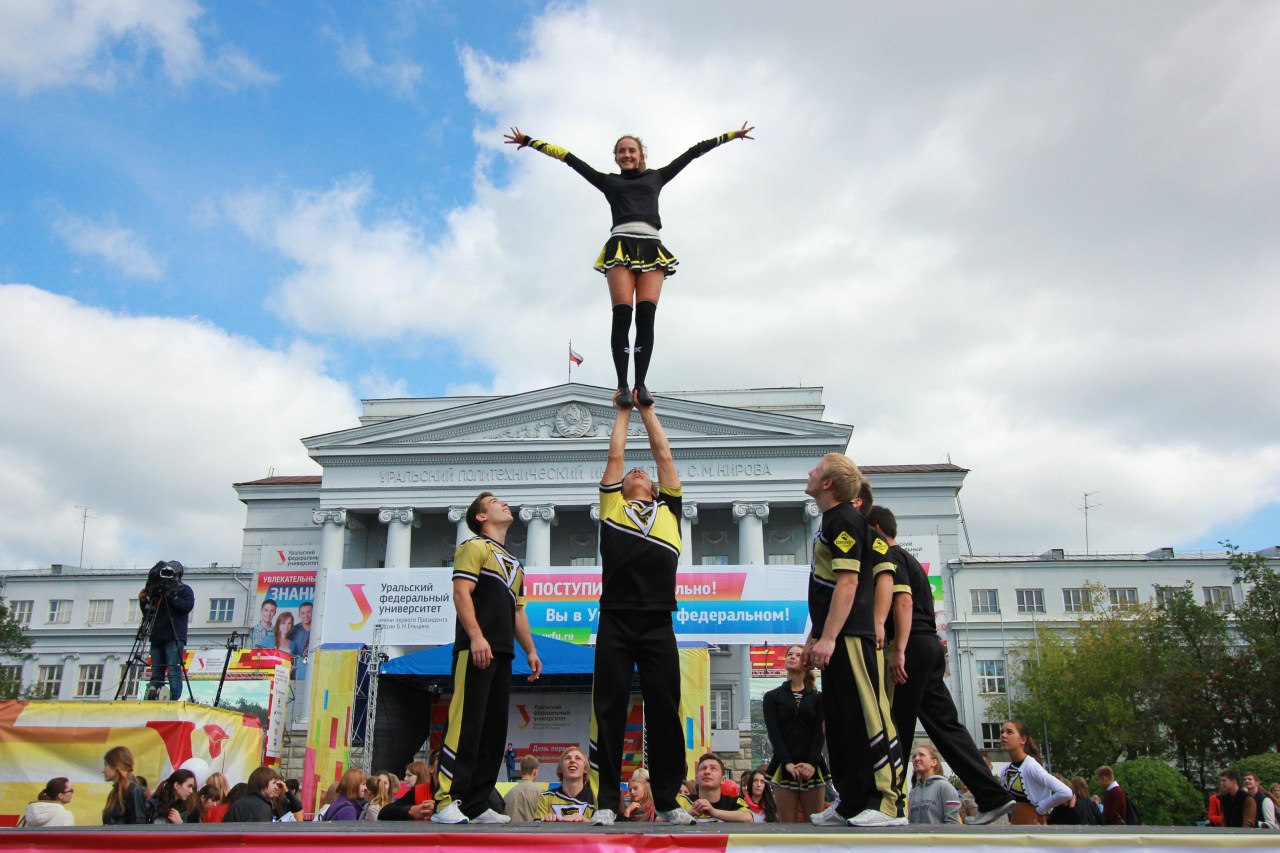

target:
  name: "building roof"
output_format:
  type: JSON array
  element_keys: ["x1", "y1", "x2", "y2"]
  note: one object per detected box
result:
[{"x1": 233, "y1": 475, "x2": 323, "y2": 487}]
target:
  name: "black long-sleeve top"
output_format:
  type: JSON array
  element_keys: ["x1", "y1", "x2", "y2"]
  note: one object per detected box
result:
[
  {"x1": 525, "y1": 133, "x2": 735, "y2": 230},
  {"x1": 762, "y1": 682, "x2": 827, "y2": 776}
]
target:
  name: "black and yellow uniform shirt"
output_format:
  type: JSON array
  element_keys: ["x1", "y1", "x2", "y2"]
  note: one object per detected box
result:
[
  {"x1": 1001, "y1": 760, "x2": 1030, "y2": 803},
  {"x1": 536, "y1": 785, "x2": 596, "y2": 821},
  {"x1": 524, "y1": 135, "x2": 736, "y2": 231},
  {"x1": 451, "y1": 536, "x2": 525, "y2": 658},
  {"x1": 676, "y1": 791, "x2": 748, "y2": 822},
  {"x1": 808, "y1": 502, "x2": 894, "y2": 640},
  {"x1": 598, "y1": 482, "x2": 682, "y2": 611},
  {"x1": 884, "y1": 543, "x2": 938, "y2": 643}
]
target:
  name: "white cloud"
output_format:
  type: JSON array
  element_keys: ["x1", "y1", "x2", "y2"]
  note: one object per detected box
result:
[
  {"x1": 0, "y1": 284, "x2": 358, "y2": 569},
  {"x1": 0, "y1": 0, "x2": 274, "y2": 94},
  {"x1": 226, "y1": 1, "x2": 1280, "y2": 554},
  {"x1": 325, "y1": 28, "x2": 423, "y2": 98},
  {"x1": 53, "y1": 215, "x2": 166, "y2": 280}
]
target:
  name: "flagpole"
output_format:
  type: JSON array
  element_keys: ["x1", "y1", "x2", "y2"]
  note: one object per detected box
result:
[{"x1": 568, "y1": 339, "x2": 572, "y2": 384}]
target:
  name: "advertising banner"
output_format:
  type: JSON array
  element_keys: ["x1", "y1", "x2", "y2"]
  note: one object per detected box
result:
[
  {"x1": 897, "y1": 534, "x2": 946, "y2": 639},
  {"x1": 323, "y1": 565, "x2": 812, "y2": 647},
  {"x1": 0, "y1": 699, "x2": 262, "y2": 827},
  {"x1": 254, "y1": 568, "x2": 317, "y2": 679},
  {"x1": 181, "y1": 648, "x2": 291, "y2": 762}
]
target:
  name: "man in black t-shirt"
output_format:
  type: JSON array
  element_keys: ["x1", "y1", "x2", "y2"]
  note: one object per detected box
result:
[
  {"x1": 803, "y1": 453, "x2": 906, "y2": 827},
  {"x1": 867, "y1": 505, "x2": 1015, "y2": 826},
  {"x1": 433, "y1": 492, "x2": 542, "y2": 825},
  {"x1": 588, "y1": 392, "x2": 693, "y2": 826}
]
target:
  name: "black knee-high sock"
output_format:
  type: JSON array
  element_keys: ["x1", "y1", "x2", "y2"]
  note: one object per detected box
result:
[
  {"x1": 611, "y1": 303, "x2": 633, "y2": 389},
  {"x1": 633, "y1": 300, "x2": 657, "y2": 389}
]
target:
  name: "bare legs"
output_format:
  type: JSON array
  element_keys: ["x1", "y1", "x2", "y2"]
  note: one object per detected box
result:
[
  {"x1": 773, "y1": 785, "x2": 826, "y2": 823},
  {"x1": 607, "y1": 267, "x2": 664, "y2": 406}
]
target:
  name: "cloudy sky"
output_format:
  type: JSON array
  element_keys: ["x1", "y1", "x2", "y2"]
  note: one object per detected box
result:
[{"x1": 1, "y1": 0, "x2": 1277, "y2": 570}]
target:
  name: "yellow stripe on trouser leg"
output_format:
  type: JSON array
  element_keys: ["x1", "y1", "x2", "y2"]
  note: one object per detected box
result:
[
  {"x1": 846, "y1": 637, "x2": 901, "y2": 816},
  {"x1": 435, "y1": 650, "x2": 470, "y2": 808}
]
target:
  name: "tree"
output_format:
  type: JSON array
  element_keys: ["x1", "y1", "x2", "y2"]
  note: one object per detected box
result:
[
  {"x1": 1223, "y1": 543, "x2": 1280, "y2": 755},
  {"x1": 1114, "y1": 757, "x2": 1203, "y2": 826},
  {"x1": 0, "y1": 582, "x2": 32, "y2": 660}
]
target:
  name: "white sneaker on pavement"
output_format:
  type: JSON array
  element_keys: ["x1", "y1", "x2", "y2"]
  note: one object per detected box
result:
[
  {"x1": 847, "y1": 808, "x2": 908, "y2": 827},
  {"x1": 589, "y1": 809, "x2": 616, "y2": 825},
  {"x1": 472, "y1": 808, "x2": 511, "y2": 824},
  {"x1": 810, "y1": 803, "x2": 847, "y2": 825},
  {"x1": 430, "y1": 801, "x2": 470, "y2": 824},
  {"x1": 656, "y1": 807, "x2": 696, "y2": 825}
]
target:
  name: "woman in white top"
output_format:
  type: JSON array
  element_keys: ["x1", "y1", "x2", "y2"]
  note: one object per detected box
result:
[
  {"x1": 22, "y1": 777, "x2": 75, "y2": 827},
  {"x1": 998, "y1": 720, "x2": 1071, "y2": 825}
]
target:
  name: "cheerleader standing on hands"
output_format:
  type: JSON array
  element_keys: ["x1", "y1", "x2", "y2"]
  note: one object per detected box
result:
[{"x1": 504, "y1": 123, "x2": 754, "y2": 406}]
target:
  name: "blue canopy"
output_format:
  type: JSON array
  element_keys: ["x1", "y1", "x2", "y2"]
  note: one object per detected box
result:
[{"x1": 381, "y1": 635, "x2": 595, "y2": 677}]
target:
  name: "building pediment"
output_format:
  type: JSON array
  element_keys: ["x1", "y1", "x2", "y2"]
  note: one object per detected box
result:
[{"x1": 303, "y1": 384, "x2": 851, "y2": 459}]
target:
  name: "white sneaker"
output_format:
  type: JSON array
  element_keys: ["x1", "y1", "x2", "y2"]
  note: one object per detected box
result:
[
  {"x1": 472, "y1": 808, "x2": 511, "y2": 824},
  {"x1": 847, "y1": 808, "x2": 908, "y2": 827},
  {"x1": 810, "y1": 803, "x2": 846, "y2": 825},
  {"x1": 970, "y1": 799, "x2": 1015, "y2": 825},
  {"x1": 656, "y1": 807, "x2": 695, "y2": 825},
  {"x1": 589, "y1": 809, "x2": 616, "y2": 826},
  {"x1": 430, "y1": 801, "x2": 470, "y2": 824}
]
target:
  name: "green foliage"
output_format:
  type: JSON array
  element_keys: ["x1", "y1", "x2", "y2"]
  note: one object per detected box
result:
[
  {"x1": 1232, "y1": 753, "x2": 1280, "y2": 788},
  {"x1": 1114, "y1": 757, "x2": 1203, "y2": 826},
  {"x1": 0, "y1": 583, "x2": 33, "y2": 661}
]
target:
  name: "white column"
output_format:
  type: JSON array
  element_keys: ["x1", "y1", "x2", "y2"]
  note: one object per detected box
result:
[
  {"x1": 590, "y1": 503, "x2": 601, "y2": 564},
  {"x1": 312, "y1": 508, "x2": 350, "y2": 649},
  {"x1": 732, "y1": 501, "x2": 770, "y2": 565},
  {"x1": 519, "y1": 504, "x2": 556, "y2": 567},
  {"x1": 680, "y1": 502, "x2": 699, "y2": 566},
  {"x1": 804, "y1": 500, "x2": 822, "y2": 563},
  {"x1": 447, "y1": 506, "x2": 471, "y2": 546},
  {"x1": 379, "y1": 507, "x2": 419, "y2": 568}
]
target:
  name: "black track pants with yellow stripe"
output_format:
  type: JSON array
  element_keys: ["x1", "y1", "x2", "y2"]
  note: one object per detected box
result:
[
  {"x1": 821, "y1": 635, "x2": 906, "y2": 819},
  {"x1": 434, "y1": 649, "x2": 511, "y2": 819}
]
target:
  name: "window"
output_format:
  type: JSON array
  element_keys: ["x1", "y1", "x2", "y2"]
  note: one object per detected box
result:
[
  {"x1": 76, "y1": 664, "x2": 104, "y2": 698},
  {"x1": 970, "y1": 589, "x2": 1000, "y2": 614},
  {"x1": 208, "y1": 598, "x2": 236, "y2": 623},
  {"x1": 1063, "y1": 588, "x2": 1092, "y2": 613},
  {"x1": 47, "y1": 600, "x2": 72, "y2": 624},
  {"x1": 36, "y1": 665, "x2": 63, "y2": 699},
  {"x1": 87, "y1": 599, "x2": 113, "y2": 624},
  {"x1": 1109, "y1": 588, "x2": 1138, "y2": 610},
  {"x1": 766, "y1": 554, "x2": 797, "y2": 565},
  {"x1": 1016, "y1": 588, "x2": 1045, "y2": 614},
  {"x1": 1204, "y1": 586, "x2": 1234, "y2": 612},
  {"x1": 569, "y1": 557, "x2": 596, "y2": 567},
  {"x1": 0, "y1": 664, "x2": 21, "y2": 690},
  {"x1": 710, "y1": 688, "x2": 733, "y2": 730},
  {"x1": 701, "y1": 556, "x2": 729, "y2": 566},
  {"x1": 980, "y1": 723, "x2": 1002, "y2": 750},
  {"x1": 976, "y1": 660, "x2": 1007, "y2": 694},
  {"x1": 118, "y1": 663, "x2": 144, "y2": 700},
  {"x1": 1154, "y1": 585, "x2": 1176, "y2": 609},
  {"x1": 8, "y1": 600, "x2": 32, "y2": 627}
]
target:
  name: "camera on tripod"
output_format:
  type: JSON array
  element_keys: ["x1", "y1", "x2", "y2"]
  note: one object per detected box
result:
[{"x1": 140, "y1": 560, "x2": 184, "y2": 610}]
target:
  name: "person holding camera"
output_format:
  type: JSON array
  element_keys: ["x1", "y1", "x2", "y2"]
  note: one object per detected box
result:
[{"x1": 138, "y1": 560, "x2": 195, "y2": 701}]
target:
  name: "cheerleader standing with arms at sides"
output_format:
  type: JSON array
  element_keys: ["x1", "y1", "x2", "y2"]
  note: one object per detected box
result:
[
  {"x1": 504, "y1": 122, "x2": 754, "y2": 407},
  {"x1": 998, "y1": 720, "x2": 1072, "y2": 825},
  {"x1": 762, "y1": 644, "x2": 830, "y2": 822}
]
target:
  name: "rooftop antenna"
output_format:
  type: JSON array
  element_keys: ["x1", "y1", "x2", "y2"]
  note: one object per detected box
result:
[
  {"x1": 75, "y1": 505, "x2": 97, "y2": 568},
  {"x1": 1075, "y1": 491, "x2": 1100, "y2": 554}
]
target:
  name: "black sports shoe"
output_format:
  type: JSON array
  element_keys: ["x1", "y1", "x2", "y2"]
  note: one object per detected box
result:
[
  {"x1": 615, "y1": 385, "x2": 633, "y2": 408},
  {"x1": 634, "y1": 384, "x2": 654, "y2": 407}
]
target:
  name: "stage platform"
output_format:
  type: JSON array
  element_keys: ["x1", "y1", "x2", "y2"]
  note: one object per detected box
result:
[{"x1": 0, "y1": 823, "x2": 1271, "y2": 853}]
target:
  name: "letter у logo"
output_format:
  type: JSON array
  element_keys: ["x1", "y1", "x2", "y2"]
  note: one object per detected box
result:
[
  {"x1": 516, "y1": 704, "x2": 532, "y2": 729},
  {"x1": 277, "y1": 550, "x2": 288, "y2": 567},
  {"x1": 347, "y1": 584, "x2": 374, "y2": 629}
]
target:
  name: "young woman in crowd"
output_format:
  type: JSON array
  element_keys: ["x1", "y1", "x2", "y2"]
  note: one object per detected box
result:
[
  {"x1": 906, "y1": 745, "x2": 961, "y2": 824},
  {"x1": 378, "y1": 759, "x2": 435, "y2": 820},
  {"x1": 362, "y1": 772, "x2": 396, "y2": 821},
  {"x1": 323, "y1": 768, "x2": 367, "y2": 821},
  {"x1": 101, "y1": 746, "x2": 149, "y2": 824},
  {"x1": 313, "y1": 782, "x2": 339, "y2": 821},
  {"x1": 151, "y1": 768, "x2": 198, "y2": 823},
  {"x1": 762, "y1": 644, "x2": 829, "y2": 822},
  {"x1": 998, "y1": 720, "x2": 1071, "y2": 825},
  {"x1": 195, "y1": 783, "x2": 224, "y2": 823},
  {"x1": 621, "y1": 768, "x2": 655, "y2": 822},
  {"x1": 740, "y1": 769, "x2": 778, "y2": 823},
  {"x1": 21, "y1": 777, "x2": 75, "y2": 827},
  {"x1": 682, "y1": 754, "x2": 752, "y2": 823},
  {"x1": 503, "y1": 122, "x2": 753, "y2": 407}
]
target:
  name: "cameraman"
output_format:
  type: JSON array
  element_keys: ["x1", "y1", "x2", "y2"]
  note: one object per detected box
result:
[{"x1": 138, "y1": 561, "x2": 195, "y2": 701}]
